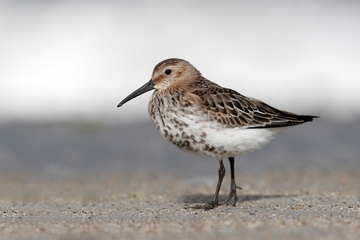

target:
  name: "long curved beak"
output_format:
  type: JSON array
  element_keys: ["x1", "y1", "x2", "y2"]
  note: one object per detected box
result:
[{"x1": 117, "y1": 79, "x2": 155, "y2": 107}]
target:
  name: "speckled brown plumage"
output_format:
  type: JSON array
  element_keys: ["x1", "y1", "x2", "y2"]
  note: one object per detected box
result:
[{"x1": 118, "y1": 58, "x2": 318, "y2": 209}]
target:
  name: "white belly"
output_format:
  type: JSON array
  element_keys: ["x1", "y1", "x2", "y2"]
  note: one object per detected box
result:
[
  {"x1": 201, "y1": 124, "x2": 279, "y2": 156},
  {"x1": 149, "y1": 95, "x2": 283, "y2": 160}
]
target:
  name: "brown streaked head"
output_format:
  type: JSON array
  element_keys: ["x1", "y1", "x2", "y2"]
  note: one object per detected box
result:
[
  {"x1": 117, "y1": 58, "x2": 201, "y2": 107},
  {"x1": 150, "y1": 58, "x2": 201, "y2": 90}
]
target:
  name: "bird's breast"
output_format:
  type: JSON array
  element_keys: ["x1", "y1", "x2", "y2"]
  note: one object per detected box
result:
[{"x1": 148, "y1": 91, "x2": 279, "y2": 159}]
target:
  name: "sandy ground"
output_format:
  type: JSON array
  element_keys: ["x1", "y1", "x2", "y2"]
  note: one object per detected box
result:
[{"x1": 0, "y1": 168, "x2": 359, "y2": 240}]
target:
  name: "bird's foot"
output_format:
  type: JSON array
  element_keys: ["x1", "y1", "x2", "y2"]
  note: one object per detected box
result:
[
  {"x1": 190, "y1": 201, "x2": 219, "y2": 210},
  {"x1": 219, "y1": 182, "x2": 242, "y2": 206}
]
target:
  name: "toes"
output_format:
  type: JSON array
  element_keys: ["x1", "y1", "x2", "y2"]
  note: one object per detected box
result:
[
  {"x1": 189, "y1": 201, "x2": 218, "y2": 210},
  {"x1": 204, "y1": 201, "x2": 218, "y2": 210}
]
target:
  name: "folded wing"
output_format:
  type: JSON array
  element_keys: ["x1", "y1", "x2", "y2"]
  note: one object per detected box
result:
[{"x1": 192, "y1": 86, "x2": 318, "y2": 129}]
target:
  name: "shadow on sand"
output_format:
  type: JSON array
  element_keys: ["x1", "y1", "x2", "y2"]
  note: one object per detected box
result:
[{"x1": 179, "y1": 193, "x2": 294, "y2": 206}]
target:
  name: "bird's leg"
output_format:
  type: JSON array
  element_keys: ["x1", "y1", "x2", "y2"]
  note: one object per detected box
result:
[
  {"x1": 205, "y1": 159, "x2": 226, "y2": 210},
  {"x1": 219, "y1": 157, "x2": 242, "y2": 206}
]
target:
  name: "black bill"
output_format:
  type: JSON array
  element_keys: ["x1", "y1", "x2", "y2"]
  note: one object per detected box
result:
[{"x1": 117, "y1": 79, "x2": 155, "y2": 107}]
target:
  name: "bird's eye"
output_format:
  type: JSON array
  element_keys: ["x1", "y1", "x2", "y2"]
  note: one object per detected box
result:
[{"x1": 165, "y1": 69, "x2": 172, "y2": 75}]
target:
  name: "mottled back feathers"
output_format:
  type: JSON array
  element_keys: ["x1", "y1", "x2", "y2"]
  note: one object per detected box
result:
[{"x1": 190, "y1": 77, "x2": 318, "y2": 129}]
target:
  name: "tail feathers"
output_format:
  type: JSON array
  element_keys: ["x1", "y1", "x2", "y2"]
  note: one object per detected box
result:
[
  {"x1": 251, "y1": 114, "x2": 319, "y2": 129},
  {"x1": 297, "y1": 115, "x2": 320, "y2": 123}
]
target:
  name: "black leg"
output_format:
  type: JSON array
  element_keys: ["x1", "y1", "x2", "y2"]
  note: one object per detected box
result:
[
  {"x1": 205, "y1": 159, "x2": 226, "y2": 210},
  {"x1": 219, "y1": 157, "x2": 242, "y2": 206}
]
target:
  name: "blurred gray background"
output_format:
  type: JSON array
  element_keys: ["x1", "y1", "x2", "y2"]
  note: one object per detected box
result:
[{"x1": 0, "y1": 0, "x2": 359, "y2": 179}]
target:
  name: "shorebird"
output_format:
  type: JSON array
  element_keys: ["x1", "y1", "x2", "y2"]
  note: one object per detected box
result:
[{"x1": 118, "y1": 58, "x2": 318, "y2": 209}]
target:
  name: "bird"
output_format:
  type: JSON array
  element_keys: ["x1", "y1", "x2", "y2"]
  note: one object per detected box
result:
[{"x1": 117, "y1": 58, "x2": 318, "y2": 210}]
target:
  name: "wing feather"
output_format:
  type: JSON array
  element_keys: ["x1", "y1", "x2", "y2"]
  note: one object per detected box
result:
[{"x1": 192, "y1": 84, "x2": 318, "y2": 129}]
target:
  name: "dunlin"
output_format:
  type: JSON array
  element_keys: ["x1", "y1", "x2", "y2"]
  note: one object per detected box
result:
[{"x1": 118, "y1": 58, "x2": 318, "y2": 209}]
